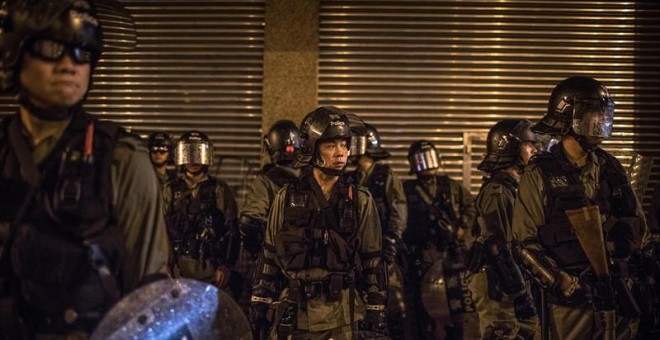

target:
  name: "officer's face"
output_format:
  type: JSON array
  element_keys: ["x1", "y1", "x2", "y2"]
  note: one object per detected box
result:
[
  {"x1": 185, "y1": 163, "x2": 204, "y2": 175},
  {"x1": 318, "y1": 139, "x2": 349, "y2": 170},
  {"x1": 20, "y1": 52, "x2": 90, "y2": 109},
  {"x1": 150, "y1": 150, "x2": 169, "y2": 167},
  {"x1": 520, "y1": 142, "x2": 538, "y2": 165}
]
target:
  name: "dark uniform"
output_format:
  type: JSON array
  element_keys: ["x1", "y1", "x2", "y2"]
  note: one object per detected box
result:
[
  {"x1": 0, "y1": 1, "x2": 169, "y2": 337},
  {"x1": 404, "y1": 140, "x2": 476, "y2": 339},
  {"x1": 163, "y1": 131, "x2": 239, "y2": 287},
  {"x1": 147, "y1": 132, "x2": 177, "y2": 187},
  {"x1": 250, "y1": 107, "x2": 387, "y2": 339},
  {"x1": 238, "y1": 120, "x2": 301, "y2": 313},
  {"x1": 351, "y1": 122, "x2": 409, "y2": 338},
  {"x1": 467, "y1": 119, "x2": 539, "y2": 339},
  {"x1": 513, "y1": 76, "x2": 647, "y2": 339},
  {"x1": 163, "y1": 173, "x2": 238, "y2": 283}
]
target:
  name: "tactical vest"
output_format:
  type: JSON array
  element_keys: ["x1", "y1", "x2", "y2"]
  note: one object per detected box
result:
[
  {"x1": 0, "y1": 112, "x2": 124, "y2": 333},
  {"x1": 366, "y1": 164, "x2": 391, "y2": 232},
  {"x1": 274, "y1": 175, "x2": 359, "y2": 275},
  {"x1": 535, "y1": 146, "x2": 637, "y2": 274},
  {"x1": 166, "y1": 176, "x2": 228, "y2": 267},
  {"x1": 264, "y1": 165, "x2": 298, "y2": 189},
  {"x1": 403, "y1": 175, "x2": 455, "y2": 252}
]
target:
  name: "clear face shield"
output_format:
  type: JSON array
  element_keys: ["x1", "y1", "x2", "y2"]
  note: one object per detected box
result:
[
  {"x1": 349, "y1": 135, "x2": 367, "y2": 159},
  {"x1": 175, "y1": 141, "x2": 213, "y2": 166},
  {"x1": 409, "y1": 148, "x2": 441, "y2": 173},
  {"x1": 571, "y1": 98, "x2": 615, "y2": 138}
]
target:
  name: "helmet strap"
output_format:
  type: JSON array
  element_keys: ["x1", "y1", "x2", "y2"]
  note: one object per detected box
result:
[
  {"x1": 571, "y1": 131, "x2": 596, "y2": 153},
  {"x1": 313, "y1": 156, "x2": 344, "y2": 176}
]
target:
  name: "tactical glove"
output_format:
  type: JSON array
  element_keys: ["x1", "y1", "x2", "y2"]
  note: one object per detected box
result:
[
  {"x1": 249, "y1": 301, "x2": 270, "y2": 340},
  {"x1": 383, "y1": 232, "x2": 400, "y2": 263},
  {"x1": 513, "y1": 294, "x2": 537, "y2": 320},
  {"x1": 361, "y1": 309, "x2": 388, "y2": 335},
  {"x1": 239, "y1": 216, "x2": 265, "y2": 259}
]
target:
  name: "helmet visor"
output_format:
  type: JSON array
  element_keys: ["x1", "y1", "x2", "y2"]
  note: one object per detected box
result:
[
  {"x1": 350, "y1": 135, "x2": 368, "y2": 157},
  {"x1": 572, "y1": 98, "x2": 614, "y2": 138},
  {"x1": 175, "y1": 142, "x2": 212, "y2": 166},
  {"x1": 28, "y1": 38, "x2": 95, "y2": 64},
  {"x1": 409, "y1": 149, "x2": 440, "y2": 173}
]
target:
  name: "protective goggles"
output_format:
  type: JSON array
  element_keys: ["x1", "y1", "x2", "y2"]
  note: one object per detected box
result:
[
  {"x1": 27, "y1": 38, "x2": 96, "y2": 64},
  {"x1": 571, "y1": 98, "x2": 615, "y2": 138},
  {"x1": 149, "y1": 146, "x2": 170, "y2": 153}
]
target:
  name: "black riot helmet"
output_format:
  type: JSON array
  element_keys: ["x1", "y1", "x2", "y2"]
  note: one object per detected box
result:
[
  {"x1": 147, "y1": 132, "x2": 174, "y2": 153},
  {"x1": 294, "y1": 106, "x2": 352, "y2": 175},
  {"x1": 263, "y1": 120, "x2": 301, "y2": 165},
  {"x1": 175, "y1": 130, "x2": 214, "y2": 168},
  {"x1": 532, "y1": 76, "x2": 615, "y2": 139},
  {"x1": 0, "y1": 0, "x2": 103, "y2": 93},
  {"x1": 364, "y1": 123, "x2": 390, "y2": 159},
  {"x1": 408, "y1": 140, "x2": 441, "y2": 174},
  {"x1": 478, "y1": 119, "x2": 538, "y2": 173}
]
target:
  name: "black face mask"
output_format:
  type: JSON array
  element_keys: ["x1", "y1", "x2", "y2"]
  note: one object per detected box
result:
[{"x1": 18, "y1": 93, "x2": 82, "y2": 121}]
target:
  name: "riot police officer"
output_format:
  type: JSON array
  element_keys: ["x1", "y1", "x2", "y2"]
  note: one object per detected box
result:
[
  {"x1": 250, "y1": 106, "x2": 388, "y2": 339},
  {"x1": 236, "y1": 120, "x2": 302, "y2": 313},
  {"x1": 0, "y1": 0, "x2": 170, "y2": 337},
  {"x1": 512, "y1": 76, "x2": 647, "y2": 339},
  {"x1": 403, "y1": 140, "x2": 476, "y2": 339},
  {"x1": 147, "y1": 131, "x2": 177, "y2": 186},
  {"x1": 240, "y1": 120, "x2": 302, "y2": 259},
  {"x1": 163, "y1": 131, "x2": 239, "y2": 289},
  {"x1": 468, "y1": 119, "x2": 539, "y2": 339},
  {"x1": 350, "y1": 122, "x2": 409, "y2": 339}
]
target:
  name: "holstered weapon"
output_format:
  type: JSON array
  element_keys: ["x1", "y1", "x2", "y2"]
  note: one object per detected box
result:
[
  {"x1": 276, "y1": 302, "x2": 296, "y2": 340},
  {"x1": 565, "y1": 206, "x2": 615, "y2": 340}
]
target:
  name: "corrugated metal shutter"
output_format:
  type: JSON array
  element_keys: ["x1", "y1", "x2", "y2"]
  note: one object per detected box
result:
[
  {"x1": 0, "y1": 0, "x2": 265, "y2": 205},
  {"x1": 318, "y1": 0, "x2": 660, "y2": 216}
]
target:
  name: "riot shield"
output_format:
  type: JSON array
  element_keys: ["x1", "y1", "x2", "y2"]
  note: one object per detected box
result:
[
  {"x1": 421, "y1": 257, "x2": 475, "y2": 326},
  {"x1": 91, "y1": 278, "x2": 252, "y2": 339}
]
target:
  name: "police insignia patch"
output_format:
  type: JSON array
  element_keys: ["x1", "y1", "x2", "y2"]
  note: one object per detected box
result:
[{"x1": 550, "y1": 175, "x2": 569, "y2": 188}]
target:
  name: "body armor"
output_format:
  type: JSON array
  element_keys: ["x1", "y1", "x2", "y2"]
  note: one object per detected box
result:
[
  {"x1": 535, "y1": 145, "x2": 639, "y2": 277},
  {"x1": 273, "y1": 175, "x2": 359, "y2": 303},
  {"x1": 166, "y1": 177, "x2": 229, "y2": 268},
  {"x1": 535, "y1": 147, "x2": 641, "y2": 305},
  {"x1": 404, "y1": 175, "x2": 457, "y2": 254},
  {"x1": 0, "y1": 112, "x2": 124, "y2": 333}
]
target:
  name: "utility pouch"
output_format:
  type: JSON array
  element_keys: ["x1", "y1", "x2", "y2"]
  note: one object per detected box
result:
[
  {"x1": 274, "y1": 228, "x2": 309, "y2": 271},
  {"x1": 276, "y1": 302, "x2": 297, "y2": 340}
]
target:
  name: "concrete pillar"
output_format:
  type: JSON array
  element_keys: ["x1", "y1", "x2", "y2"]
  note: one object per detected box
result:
[{"x1": 262, "y1": 0, "x2": 319, "y2": 165}]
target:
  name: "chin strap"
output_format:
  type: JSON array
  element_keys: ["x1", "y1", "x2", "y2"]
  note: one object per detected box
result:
[
  {"x1": 315, "y1": 163, "x2": 344, "y2": 176},
  {"x1": 573, "y1": 133, "x2": 596, "y2": 154},
  {"x1": 312, "y1": 155, "x2": 345, "y2": 176},
  {"x1": 18, "y1": 93, "x2": 82, "y2": 121}
]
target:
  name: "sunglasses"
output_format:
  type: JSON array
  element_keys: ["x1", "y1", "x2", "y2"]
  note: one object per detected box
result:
[{"x1": 27, "y1": 39, "x2": 96, "y2": 64}]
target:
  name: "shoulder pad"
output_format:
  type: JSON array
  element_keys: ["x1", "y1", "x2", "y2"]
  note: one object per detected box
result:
[
  {"x1": 486, "y1": 182, "x2": 504, "y2": 195},
  {"x1": 357, "y1": 185, "x2": 373, "y2": 198}
]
